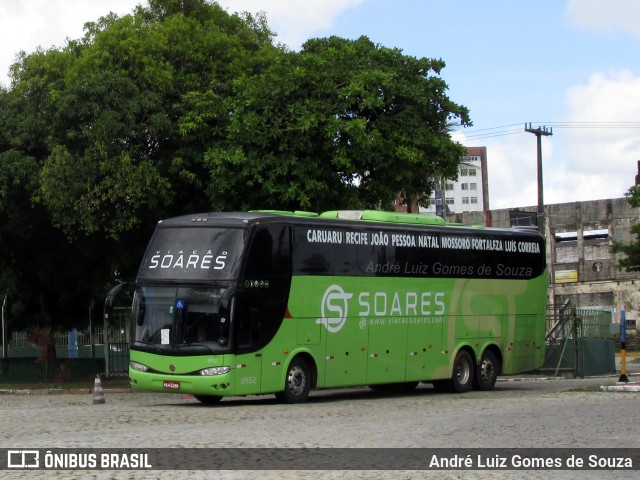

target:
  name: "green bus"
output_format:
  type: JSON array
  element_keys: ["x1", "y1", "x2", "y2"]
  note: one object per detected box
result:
[{"x1": 114, "y1": 210, "x2": 547, "y2": 403}]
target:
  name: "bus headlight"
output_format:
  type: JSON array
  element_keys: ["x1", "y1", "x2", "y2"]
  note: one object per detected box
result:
[
  {"x1": 199, "y1": 366, "x2": 231, "y2": 376},
  {"x1": 129, "y1": 361, "x2": 149, "y2": 372}
]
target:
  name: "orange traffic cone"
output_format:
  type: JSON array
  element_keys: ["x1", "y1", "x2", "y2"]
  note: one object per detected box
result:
[{"x1": 92, "y1": 375, "x2": 105, "y2": 404}]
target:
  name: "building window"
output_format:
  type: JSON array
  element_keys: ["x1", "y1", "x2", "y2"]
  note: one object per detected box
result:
[
  {"x1": 461, "y1": 183, "x2": 468, "y2": 190},
  {"x1": 462, "y1": 197, "x2": 469, "y2": 204},
  {"x1": 470, "y1": 197, "x2": 478, "y2": 204},
  {"x1": 460, "y1": 168, "x2": 468, "y2": 176},
  {"x1": 445, "y1": 183, "x2": 454, "y2": 191},
  {"x1": 445, "y1": 197, "x2": 455, "y2": 205},
  {"x1": 470, "y1": 183, "x2": 477, "y2": 190},
  {"x1": 468, "y1": 169, "x2": 477, "y2": 176}
]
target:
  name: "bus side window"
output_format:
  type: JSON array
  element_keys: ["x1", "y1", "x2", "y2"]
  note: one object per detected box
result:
[{"x1": 244, "y1": 226, "x2": 291, "y2": 279}]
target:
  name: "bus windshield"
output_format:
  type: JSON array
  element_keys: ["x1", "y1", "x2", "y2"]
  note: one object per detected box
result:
[{"x1": 131, "y1": 286, "x2": 231, "y2": 354}]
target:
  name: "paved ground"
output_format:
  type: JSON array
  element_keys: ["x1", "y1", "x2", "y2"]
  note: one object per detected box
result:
[{"x1": 1, "y1": 367, "x2": 639, "y2": 480}]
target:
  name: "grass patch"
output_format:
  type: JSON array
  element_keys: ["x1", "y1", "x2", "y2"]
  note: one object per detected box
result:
[{"x1": 567, "y1": 385, "x2": 606, "y2": 392}]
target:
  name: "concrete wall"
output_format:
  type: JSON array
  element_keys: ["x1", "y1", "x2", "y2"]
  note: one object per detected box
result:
[{"x1": 445, "y1": 198, "x2": 640, "y2": 325}]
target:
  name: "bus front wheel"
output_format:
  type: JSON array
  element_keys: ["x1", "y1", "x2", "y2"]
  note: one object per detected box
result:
[{"x1": 277, "y1": 357, "x2": 312, "y2": 404}]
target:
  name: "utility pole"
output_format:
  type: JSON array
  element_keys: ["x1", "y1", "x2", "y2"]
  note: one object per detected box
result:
[{"x1": 525, "y1": 123, "x2": 553, "y2": 234}]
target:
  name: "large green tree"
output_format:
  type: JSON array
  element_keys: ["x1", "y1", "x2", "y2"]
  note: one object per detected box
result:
[
  {"x1": 37, "y1": 0, "x2": 277, "y2": 238},
  {"x1": 612, "y1": 185, "x2": 640, "y2": 271},
  {"x1": 0, "y1": 0, "x2": 277, "y2": 330},
  {"x1": 206, "y1": 36, "x2": 470, "y2": 212}
]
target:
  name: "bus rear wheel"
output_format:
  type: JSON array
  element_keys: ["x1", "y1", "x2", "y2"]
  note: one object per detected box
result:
[
  {"x1": 474, "y1": 349, "x2": 500, "y2": 391},
  {"x1": 193, "y1": 394, "x2": 223, "y2": 404},
  {"x1": 448, "y1": 350, "x2": 475, "y2": 393},
  {"x1": 276, "y1": 357, "x2": 312, "y2": 404}
]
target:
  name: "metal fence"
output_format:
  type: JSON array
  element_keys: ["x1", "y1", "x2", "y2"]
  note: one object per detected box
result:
[
  {"x1": 576, "y1": 309, "x2": 613, "y2": 339},
  {"x1": 546, "y1": 305, "x2": 613, "y2": 342},
  {"x1": 5, "y1": 307, "x2": 131, "y2": 375},
  {"x1": 7, "y1": 328, "x2": 127, "y2": 349},
  {"x1": 544, "y1": 304, "x2": 616, "y2": 377}
]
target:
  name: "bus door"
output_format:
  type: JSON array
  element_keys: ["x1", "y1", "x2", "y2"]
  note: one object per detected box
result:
[
  {"x1": 235, "y1": 224, "x2": 292, "y2": 395},
  {"x1": 323, "y1": 316, "x2": 368, "y2": 387},
  {"x1": 365, "y1": 315, "x2": 407, "y2": 385},
  {"x1": 406, "y1": 317, "x2": 444, "y2": 382},
  {"x1": 233, "y1": 294, "x2": 265, "y2": 395},
  {"x1": 512, "y1": 314, "x2": 540, "y2": 372}
]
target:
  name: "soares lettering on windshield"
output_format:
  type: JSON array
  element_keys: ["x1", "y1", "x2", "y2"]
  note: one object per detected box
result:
[{"x1": 148, "y1": 250, "x2": 227, "y2": 270}]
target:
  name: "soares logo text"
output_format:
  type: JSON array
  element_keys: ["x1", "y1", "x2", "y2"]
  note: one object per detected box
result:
[
  {"x1": 316, "y1": 284, "x2": 445, "y2": 333},
  {"x1": 148, "y1": 250, "x2": 228, "y2": 270}
]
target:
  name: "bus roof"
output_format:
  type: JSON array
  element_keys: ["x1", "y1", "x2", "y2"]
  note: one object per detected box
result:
[
  {"x1": 159, "y1": 210, "x2": 447, "y2": 226},
  {"x1": 155, "y1": 211, "x2": 541, "y2": 238}
]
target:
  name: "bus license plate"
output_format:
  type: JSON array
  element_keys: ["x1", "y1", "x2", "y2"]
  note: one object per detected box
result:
[{"x1": 163, "y1": 380, "x2": 180, "y2": 390}]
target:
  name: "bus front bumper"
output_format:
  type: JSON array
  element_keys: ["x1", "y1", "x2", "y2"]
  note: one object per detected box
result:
[{"x1": 129, "y1": 369, "x2": 235, "y2": 396}]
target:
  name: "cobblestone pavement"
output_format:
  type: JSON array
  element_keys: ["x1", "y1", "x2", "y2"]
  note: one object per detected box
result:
[{"x1": 1, "y1": 373, "x2": 638, "y2": 480}]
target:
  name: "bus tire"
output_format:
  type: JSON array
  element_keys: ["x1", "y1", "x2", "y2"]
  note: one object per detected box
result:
[
  {"x1": 277, "y1": 357, "x2": 312, "y2": 404},
  {"x1": 193, "y1": 394, "x2": 223, "y2": 404},
  {"x1": 431, "y1": 380, "x2": 452, "y2": 393},
  {"x1": 474, "y1": 349, "x2": 500, "y2": 391},
  {"x1": 449, "y1": 349, "x2": 474, "y2": 393}
]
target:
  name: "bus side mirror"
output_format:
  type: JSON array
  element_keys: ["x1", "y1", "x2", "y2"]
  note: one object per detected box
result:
[{"x1": 104, "y1": 282, "x2": 133, "y2": 321}]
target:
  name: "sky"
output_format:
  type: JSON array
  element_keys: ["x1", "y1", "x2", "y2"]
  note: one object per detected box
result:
[{"x1": 1, "y1": 0, "x2": 639, "y2": 211}]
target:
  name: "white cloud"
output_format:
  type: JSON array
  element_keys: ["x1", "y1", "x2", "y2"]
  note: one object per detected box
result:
[
  {"x1": 477, "y1": 69, "x2": 640, "y2": 210},
  {"x1": 565, "y1": 0, "x2": 640, "y2": 37},
  {"x1": 217, "y1": 0, "x2": 367, "y2": 48},
  {"x1": 560, "y1": 70, "x2": 640, "y2": 194},
  {"x1": 482, "y1": 134, "x2": 549, "y2": 210},
  {"x1": 0, "y1": 0, "x2": 140, "y2": 87}
]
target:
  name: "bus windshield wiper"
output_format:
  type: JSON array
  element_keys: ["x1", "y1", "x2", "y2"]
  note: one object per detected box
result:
[
  {"x1": 131, "y1": 340, "x2": 163, "y2": 353},
  {"x1": 177, "y1": 342, "x2": 216, "y2": 354}
]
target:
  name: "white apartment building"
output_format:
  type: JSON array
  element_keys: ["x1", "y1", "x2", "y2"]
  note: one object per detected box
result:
[{"x1": 420, "y1": 146, "x2": 490, "y2": 215}]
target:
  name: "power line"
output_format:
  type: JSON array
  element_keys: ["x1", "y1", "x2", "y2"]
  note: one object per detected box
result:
[
  {"x1": 455, "y1": 130, "x2": 522, "y2": 140},
  {"x1": 531, "y1": 122, "x2": 640, "y2": 128},
  {"x1": 451, "y1": 126, "x2": 522, "y2": 140},
  {"x1": 453, "y1": 123, "x2": 523, "y2": 133},
  {"x1": 451, "y1": 121, "x2": 640, "y2": 141}
]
